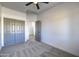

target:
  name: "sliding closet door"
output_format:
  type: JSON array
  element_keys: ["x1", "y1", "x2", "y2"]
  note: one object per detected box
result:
[{"x1": 4, "y1": 18, "x2": 25, "y2": 46}]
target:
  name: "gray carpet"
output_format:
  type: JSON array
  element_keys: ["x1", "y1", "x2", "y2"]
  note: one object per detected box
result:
[{"x1": 0, "y1": 40, "x2": 76, "y2": 57}]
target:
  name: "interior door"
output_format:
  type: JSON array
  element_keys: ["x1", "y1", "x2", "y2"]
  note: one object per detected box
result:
[
  {"x1": 35, "y1": 21, "x2": 41, "y2": 42},
  {"x1": 4, "y1": 18, "x2": 25, "y2": 46}
]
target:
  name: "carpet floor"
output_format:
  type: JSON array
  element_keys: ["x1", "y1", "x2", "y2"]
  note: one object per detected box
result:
[{"x1": 0, "y1": 40, "x2": 76, "y2": 57}]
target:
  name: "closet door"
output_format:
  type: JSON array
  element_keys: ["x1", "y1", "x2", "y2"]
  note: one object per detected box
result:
[{"x1": 4, "y1": 18, "x2": 25, "y2": 46}]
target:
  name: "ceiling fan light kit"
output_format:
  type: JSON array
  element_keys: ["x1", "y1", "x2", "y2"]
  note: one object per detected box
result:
[{"x1": 34, "y1": 2, "x2": 38, "y2": 4}]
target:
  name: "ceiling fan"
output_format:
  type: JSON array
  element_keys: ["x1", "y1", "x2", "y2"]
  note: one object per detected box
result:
[{"x1": 25, "y1": 2, "x2": 49, "y2": 10}]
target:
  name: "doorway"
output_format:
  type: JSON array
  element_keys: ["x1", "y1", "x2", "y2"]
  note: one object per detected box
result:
[{"x1": 35, "y1": 21, "x2": 41, "y2": 42}]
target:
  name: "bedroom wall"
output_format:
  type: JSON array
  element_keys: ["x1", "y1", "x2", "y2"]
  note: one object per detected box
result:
[
  {"x1": 38, "y1": 3, "x2": 79, "y2": 56},
  {"x1": 2, "y1": 7, "x2": 26, "y2": 21}
]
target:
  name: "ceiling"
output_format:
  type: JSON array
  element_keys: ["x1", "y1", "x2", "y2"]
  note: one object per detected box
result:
[{"x1": 0, "y1": 2, "x2": 61, "y2": 14}]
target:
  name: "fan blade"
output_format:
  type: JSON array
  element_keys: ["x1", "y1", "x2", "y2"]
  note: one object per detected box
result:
[
  {"x1": 25, "y1": 2, "x2": 33, "y2": 6},
  {"x1": 36, "y1": 3, "x2": 40, "y2": 9},
  {"x1": 43, "y1": 2, "x2": 49, "y2": 4}
]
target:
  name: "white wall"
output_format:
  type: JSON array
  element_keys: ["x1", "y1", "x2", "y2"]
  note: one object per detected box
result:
[
  {"x1": 2, "y1": 7, "x2": 26, "y2": 21},
  {"x1": 26, "y1": 11, "x2": 37, "y2": 22},
  {"x1": 38, "y1": 3, "x2": 79, "y2": 56}
]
